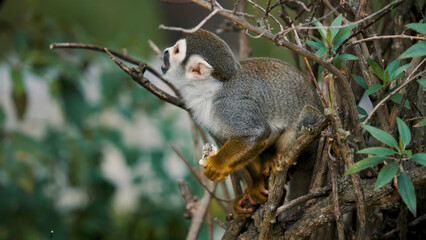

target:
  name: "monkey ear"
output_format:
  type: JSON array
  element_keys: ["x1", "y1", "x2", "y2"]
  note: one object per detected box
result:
[{"x1": 186, "y1": 55, "x2": 213, "y2": 80}]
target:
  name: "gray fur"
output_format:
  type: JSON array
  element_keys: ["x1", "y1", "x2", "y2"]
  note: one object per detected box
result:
[
  {"x1": 167, "y1": 29, "x2": 323, "y2": 147},
  {"x1": 211, "y1": 57, "x2": 323, "y2": 143}
]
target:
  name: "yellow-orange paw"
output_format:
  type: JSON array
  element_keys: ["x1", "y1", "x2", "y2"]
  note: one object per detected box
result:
[
  {"x1": 203, "y1": 162, "x2": 230, "y2": 182},
  {"x1": 232, "y1": 184, "x2": 269, "y2": 219}
]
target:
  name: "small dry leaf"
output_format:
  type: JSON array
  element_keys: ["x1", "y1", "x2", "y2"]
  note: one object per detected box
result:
[{"x1": 199, "y1": 143, "x2": 217, "y2": 167}]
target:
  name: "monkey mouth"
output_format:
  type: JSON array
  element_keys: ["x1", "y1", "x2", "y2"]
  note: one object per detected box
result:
[
  {"x1": 161, "y1": 64, "x2": 169, "y2": 74},
  {"x1": 161, "y1": 51, "x2": 170, "y2": 74}
]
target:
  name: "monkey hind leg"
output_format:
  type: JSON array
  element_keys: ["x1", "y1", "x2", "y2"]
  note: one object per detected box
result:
[
  {"x1": 232, "y1": 156, "x2": 269, "y2": 219},
  {"x1": 275, "y1": 105, "x2": 323, "y2": 154}
]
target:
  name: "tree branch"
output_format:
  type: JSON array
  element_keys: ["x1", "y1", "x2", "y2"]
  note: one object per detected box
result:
[
  {"x1": 259, "y1": 114, "x2": 329, "y2": 239},
  {"x1": 351, "y1": 35, "x2": 426, "y2": 45},
  {"x1": 285, "y1": 166, "x2": 426, "y2": 239},
  {"x1": 50, "y1": 43, "x2": 185, "y2": 109}
]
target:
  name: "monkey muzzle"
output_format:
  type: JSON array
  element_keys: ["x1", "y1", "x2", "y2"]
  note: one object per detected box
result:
[{"x1": 161, "y1": 50, "x2": 170, "y2": 74}]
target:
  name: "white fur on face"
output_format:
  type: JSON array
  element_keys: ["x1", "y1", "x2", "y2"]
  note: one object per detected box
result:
[
  {"x1": 162, "y1": 38, "x2": 225, "y2": 138},
  {"x1": 163, "y1": 39, "x2": 187, "y2": 81}
]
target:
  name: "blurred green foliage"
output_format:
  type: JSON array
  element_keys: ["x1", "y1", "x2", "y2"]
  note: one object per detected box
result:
[{"x1": 0, "y1": 0, "x2": 210, "y2": 239}]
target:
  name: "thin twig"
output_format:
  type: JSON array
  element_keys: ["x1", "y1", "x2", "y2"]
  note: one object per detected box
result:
[
  {"x1": 186, "y1": 181, "x2": 217, "y2": 240},
  {"x1": 207, "y1": 208, "x2": 214, "y2": 240},
  {"x1": 351, "y1": 35, "x2": 426, "y2": 45},
  {"x1": 327, "y1": 140, "x2": 345, "y2": 240},
  {"x1": 276, "y1": 186, "x2": 331, "y2": 216},
  {"x1": 169, "y1": 144, "x2": 231, "y2": 203},
  {"x1": 308, "y1": 132, "x2": 329, "y2": 192},
  {"x1": 246, "y1": 0, "x2": 284, "y2": 32},
  {"x1": 362, "y1": 60, "x2": 426, "y2": 124},
  {"x1": 213, "y1": 217, "x2": 226, "y2": 229},
  {"x1": 281, "y1": 0, "x2": 405, "y2": 35},
  {"x1": 159, "y1": 8, "x2": 220, "y2": 33},
  {"x1": 50, "y1": 43, "x2": 183, "y2": 104},
  {"x1": 148, "y1": 40, "x2": 162, "y2": 58},
  {"x1": 103, "y1": 48, "x2": 185, "y2": 108},
  {"x1": 383, "y1": 213, "x2": 426, "y2": 238},
  {"x1": 333, "y1": 0, "x2": 406, "y2": 57}
]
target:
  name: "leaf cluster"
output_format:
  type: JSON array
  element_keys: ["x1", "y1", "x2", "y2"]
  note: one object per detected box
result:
[{"x1": 345, "y1": 118, "x2": 426, "y2": 216}]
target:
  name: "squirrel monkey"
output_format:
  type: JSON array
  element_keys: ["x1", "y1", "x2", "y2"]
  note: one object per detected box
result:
[{"x1": 161, "y1": 29, "x2": 323, "y2": 218}]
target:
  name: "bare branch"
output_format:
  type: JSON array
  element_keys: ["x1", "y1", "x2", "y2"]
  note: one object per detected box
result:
[
  {"x1": 327, "y1": 142, "x2": 345, "y2": 240},
  {"x1": 259, "y1": 114, "x2": 329, "y2": 239},
  {"x1": 103, "y1": 48, "x2": 185, "y2": 109},
  {"x1": 285, "y1": 166, "x2": 426, "y2": 239},
  {"x1": 246, "y1": 0, "x2": 284, "y2": 32},
  {"x1": 351, "y1": 35, "x2": 426, "y2": 45},
  {"x1": 159, "y1": 8, "x2": 220, "y2": 33},
  {"x1": 383, "y1": 213, "x2": 426, "y2": 238},
  {"x1": 333, "y1": 0, "x2": 406, "y2": 57},
  {"x1": 148, "y1": 40, "x2": 162, "y2": 59},
  {"x1": 276, "y1": 186, "x2": 331, "y2": 216},
  {"x1": 50, "y1": 42, "x2": 185, "y2": 108},
  {"x1": 280, "y1": 0, "x2": 405, "y2": 35}
]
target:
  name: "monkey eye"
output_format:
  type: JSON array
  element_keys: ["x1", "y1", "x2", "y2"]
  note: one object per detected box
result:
[{"x1": 174, "y1": 46, "x2": 179, "y2": 54}]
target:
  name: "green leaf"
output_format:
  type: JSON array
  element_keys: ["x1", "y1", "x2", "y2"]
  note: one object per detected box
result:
[
  {"x1": 311, "y1": 36, "x2": 324, "y2": 45},
  {"x1": 330, "y1": 14, "x2": 342, "y2": 41},
  {"x1": 384, "y1": 71, "x2": 389, "y2": 84},
  {"x1": 333, "y1": 54, "x2": 342, "y2": 69},
  {"x1": 399, "y1": 41, "x2": 426, "y2": 59},
  {"x1": 357, "y1": 106, "x2": 368, "y2": 116},
  {"x1": 339, "y1": 54, "x2": 359, "y2": 60},
  {"x1": 414, "y1": 117, "x2": 426, "y2": 127},
  {"x1": 315, "y1": 47, "x2": 328, "y2": 57},
  {"x1": 384, "y1": 59, "x2": 400, "y2": 79},
  {"x1": 365, "y1": 83, "x2": 383, "y2": 96},
  {"x1": 402, "y1": 149, "x2": 412, "y2": 158},
  {"x1": 397, "y1": 118, "x2": 411, "y2": 147},
  {"x1": 411, "y1": 153, "x2": 426, "y2": 166},
  {"x1": 313, "y1": 17, "x2": 327, "y2": 40},
  {"x1": 357, "y1": 147, "x2": 396, "y2": 155},
  {"x1": 391, "y1": 63, "x2": 409, "y2": 80},
  {"x1": 397, "y1": 172, "x2": 417, "y2": 216},
  {"x1": 367, "y1": 57, "x2": 384, "y2": 80},
  {"x1": 345, "y1": 155, "x2": 388, "y2": 175},
  {"x1": 417, "y1": 78, "x2": 426, "y2": 88},
  {"x1": 306, "y1": 40, "x2": 324, "y2": 50},
  {"x1": 326, "y1": 30, "x2": 332, "y2": 45},
  {"x1": 389, "y1": 93, "x2": 410, "y2": 109},
  {"x1": 406, "y1": 23, "x2": 426, "y2": 34},
  {"x1": 333, "y1": 24, "x2": 357, "y2": 47},
  {"x1": 352, "y1": 74, "x2": 367, "y2": 89},
  {"x1": 375, "y1": 162, "x2": 398, "y2": 190},
  {"x1": 362, "y1": 125, "x2": 399, "y2": 149}
]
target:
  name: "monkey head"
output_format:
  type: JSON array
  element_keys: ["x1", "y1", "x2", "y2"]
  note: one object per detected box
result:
[{"x1": 161, "y1": 29, "x2": 238, "y2": 84}]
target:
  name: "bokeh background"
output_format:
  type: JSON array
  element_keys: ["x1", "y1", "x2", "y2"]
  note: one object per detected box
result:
[{"x1": 0, "y1": 0, "x2": 294, "y2": 239}]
